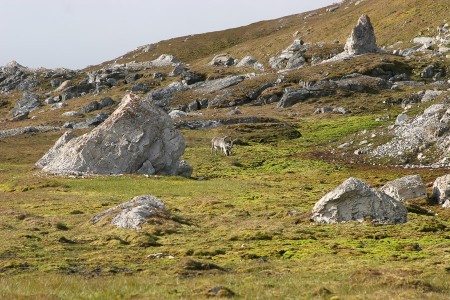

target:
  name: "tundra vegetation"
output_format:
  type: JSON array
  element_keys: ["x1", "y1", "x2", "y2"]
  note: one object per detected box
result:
[{"x1": 1, "y1": 0, "x2": 450, "y2": 299}]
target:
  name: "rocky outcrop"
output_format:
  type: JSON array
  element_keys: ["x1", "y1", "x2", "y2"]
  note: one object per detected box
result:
[
  {"x1": 208, "y1": 54, "x2": 235, "y2": 66},
  {"x1": 236, "y1": 56, "x2": 264, "y2": 71},
  {"x1": 36, "y1": 94, "x2": 188, "y2": 176},
  {"x1": 60, "y1": 82, "x2": 95, "y2": 101},
  {"x1": 145, "y1": 82, "x2": 188, "y2": 108},
  {"x1": 276, "y1": 89, "x2": 310, "y2": 108},
  {"x1": 314, "y1": 106, "x2": 349, "y2": 114},
  {"x1": 193, "y1": 76, "x2": 245, "y2": 94},
  {"x1": 151, "y1": 54, "x2": 180, "y2": 67},
  {"x1": 371, "y1": 104, "x2": 450, "y2": 167},
  {"x1": 431, "y1": 174, "x2": 450, "y2": 207},
  {"x1": 311, "y1": 177, "x2": 408, "y2": 224},
  {"x1": 276, "y1": 84, "x2": 337, "y2": 109},
  {"x1": 405, "y1": 23, "x2": 450, "y2": 57},
  {"x1": 79, "y1": 97, "x2": 115, "y2": 114},
  {"x1": 0, "y1": 61, "x2": 33, "y2": 92},
  {"x1": 169, "y1": 64, "x2": 187, "y2": 77},
  {"x1": 381, "y1": 175, "x2": 427, "y2": 202},
  {"x1": 0, "y1": 126, "x2": 61, "y2": 139},
  {"x1": 344, "y1": 15, "x2": 378, "y2": 55},
  {"x1": 92, "y1": 195, "x2": 168, "y2": 230},
  {"x1": 11, "y1": 92, "x2": 41, "y2": 117},
  {"x1": 269, "y1": 40, "x2": 307, "y2": 70},
  {"x1": 324, "y1": 15, "x2": 379, "y2": 62}
]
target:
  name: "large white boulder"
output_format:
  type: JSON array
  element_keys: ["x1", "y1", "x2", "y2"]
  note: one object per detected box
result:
[
  {"x1": 311, "y1": 177, "x2": 408, "y2": 224},
  {"x1": 36, "y1": 94, "x2": 188, "y2": 176},
  {"x1": 381, "y1": 175, "x2": 427, "y2": 202},
  {"x1": 431, "y1": 174, "x2": 450, "y2": 207}
]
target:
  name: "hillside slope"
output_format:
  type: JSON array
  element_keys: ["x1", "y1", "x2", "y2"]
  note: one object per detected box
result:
[{"x1": 98, "y1": 0, "x2": 450, "y2": 69}]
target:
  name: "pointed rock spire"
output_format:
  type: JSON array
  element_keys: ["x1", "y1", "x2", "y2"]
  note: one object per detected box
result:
[{"x1": 344, "y1": 14, "x2": 379, "y2": 55}]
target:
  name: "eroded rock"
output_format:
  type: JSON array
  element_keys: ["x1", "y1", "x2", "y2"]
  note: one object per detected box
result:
[
  {"x1": 11, "y1": 92, "x2": 41, "y2": 117},
  {"x1": 311, "y1": 177, "x2": 407, "y2": 224},
  {"x1": 92, "y1": 195, "x2": 168, "y2": 230},
  {"x1": 431, "y1": 174, "x2": 450, "y2": 206},
  {"x1": 344, "y1": 14, "x2": 379, "y2": 55},
  {"x1": 381, "y1": 175, "x2": 427, "y2": 202},
  {"x1": 36, "y1": 94, "x2": 187, "y2": 176}
]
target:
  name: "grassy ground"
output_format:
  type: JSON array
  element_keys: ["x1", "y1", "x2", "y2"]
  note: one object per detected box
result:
[
  {"x1": 1, "y1": 108, "x2": 450, "y2": 299},
  {"x1": 2, "y1": 0, "x2": 450, "y2": 296}
]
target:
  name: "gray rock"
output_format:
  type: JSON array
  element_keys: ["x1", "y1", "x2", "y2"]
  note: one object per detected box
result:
[
  {"x1": 421, "y1": 65, "x2": 435, "y2": 78},
  {"x1": 151, "y1": 54, "x2": 180, "y2": 67},
  {"x1": 236, "y1": 56, "x2": 265, "y2": 71},
  {"x1": 344, "y1": 15, "x2": 379, "y2": 55},
  {"x1": 61, "y1": 111, "x2": 82, "y2": 117},
  {"x1": 79, "y1": 101, "x2": 99, "y2": 114},
  {"x1": 372, "y1": 104, "x2": 450, "y2": 164},
  {"x1": 236, "y1": 56, "x2": 257, "y2": 68},
  {"x1": 176, "y1": 160, "x2": 193, "y2": 178},
  {"x1": 45, "y1": 95, "x2": 62, "y2": 105},
  {"x1": 194, "y1": 76, "x2": 244, "y2": 94},
  {"x1": 61, "y1": 83, "x2": 94, "y2": 101},
  {"x1": 131, "y1": 82, "x2": 150, "y2": 93},
  {"x1": 314, "y1": 107, "x2": 334, "y2": 114},
  {"x1": 54, "y1": 80, "x2": 72, "y2": 93},
  {"x1": 338, "y1": 141, "x2": 353, "y2": 149},
  {"x1": 207, "y1": 92, "x2": 239, "y2": 108},
  {"x1": 169, "y1": 64, "x2": 187, "y2": 77},
  {"x1": 420, "y1": 90, "x2": 444, "y2": 102},
  {"x1": 285, "y1": 52, "x2": 306, "y2": 69},
  {"x1": 146, "y1": 82, "x2": 187, "y2": 107},
  {"x1": 50, "y1": 79, "x2": 62, "y2": 88},
  {"x1": 98, "y1": 97, "x2": 115, "y2": 109},
  {"x1": 11, "y1": 91, "x2": 41, "y2": 117},
  {"x1": 182, "y1": 71, "x2": 205, "y2": 85},
  {"x1": 187, "y1": 99, "x2": 208, "y2": 111},
  {"x1": 37, "y1": 94, "x2": 187, "y2": 176},
  {"x1": 208, "y1": 54, "x2": 235, "y2": 66},
  {"x1": 168, "y1": 110, "x2": 188, "y2": 119},
  {"x1": 269, "y1": 40, "x2": 306, "y2": 69},
  {"x1": 327, "y1": 6, "x2": 339, "y2": 13},
  {"x1": 431, "y1": 174, "x2": 450, "y2": 205},
  {"x1": 276, "y1": 89, "x2": 310, "y2": 108},
  {"x1": 17, "y1": 77, "x2": 39, "y2": 91},
  {"x1": 333, "y1": 107, "x2": 349, "y2": 114},
  {"x1": 125, "y1": 73, "x2": 143, "y2": 83},
  {"x1": 395, "y1": 114, "x2": 409, "y2": 125},
  {"x1": 0, "y1": 126, "x2": 61, "y2": 139},
  {"x1": 336, "y1": 75, "x2": 391, "y2": 92},
  {"x1": 106, "y1": 78, "x2": 118, "y2": 87},
  {"x1": 395, "y1": 81, "x2": 425, "y2": 87},
  {"x1": 11, "y1": 112, "x2": 29, "y2": 121},
  {"x1": 413, "y1": 37, "x2": 434, "y2": 46},
  {"x1": 381, "y1": 175, "x2": 427, "y2": 202},
  {"x1": 246, "y1": 83, "x2": 273, "y2": 101},
  {"x1": 227, "y1": 108, "x2": 241, "y2": 115},
  {"x1": 51, "y1": 102, "x2": 68, "y2": 110},
  {"x1": 92, "y1": 195, "x2": 168, "y2": 230},
  {"x1": 311, "y1": 177, "x2": 408, "y2": 224}
]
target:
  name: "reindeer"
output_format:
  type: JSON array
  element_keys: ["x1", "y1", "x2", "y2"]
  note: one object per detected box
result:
[{"x1": 211, "y1": 136, "x2": 235, "y2": 156}]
